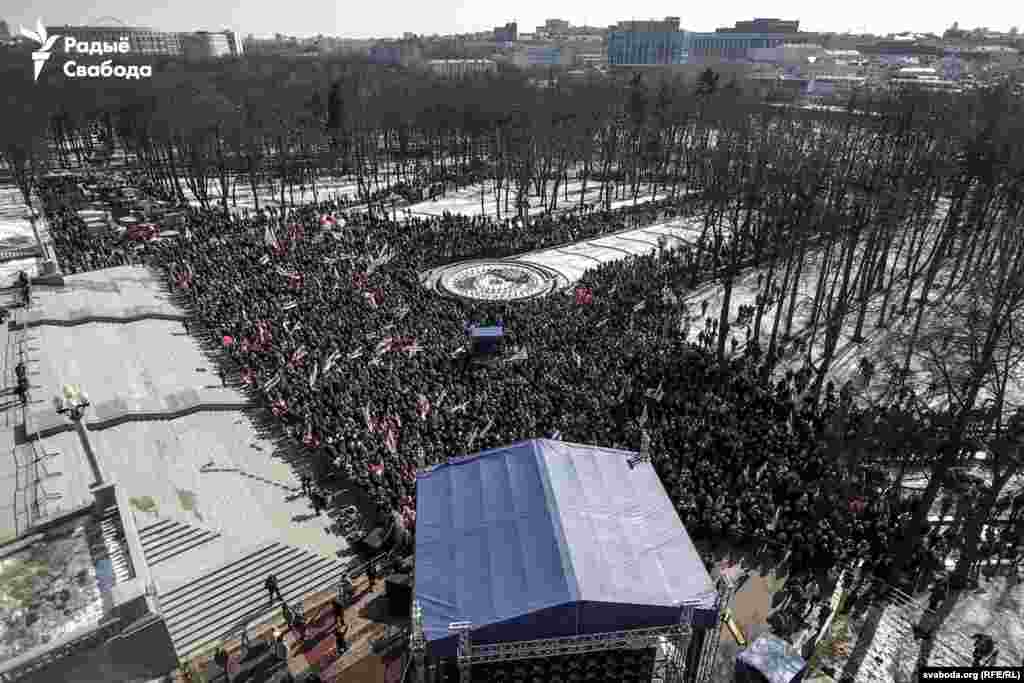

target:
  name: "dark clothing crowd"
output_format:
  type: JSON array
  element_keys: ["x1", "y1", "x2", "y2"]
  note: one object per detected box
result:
[{"x1": 35, "y1": 171, "x2": 922, "y2": 585}]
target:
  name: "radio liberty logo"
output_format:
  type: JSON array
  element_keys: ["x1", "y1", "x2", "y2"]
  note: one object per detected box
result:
[{"x1": 20, "y1": 19, "x2": 61, "y2": 82}]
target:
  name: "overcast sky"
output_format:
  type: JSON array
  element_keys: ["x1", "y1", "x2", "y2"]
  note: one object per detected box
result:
[{"x1": 2, "y1": 1, "x2": 1018, "y2": 40}]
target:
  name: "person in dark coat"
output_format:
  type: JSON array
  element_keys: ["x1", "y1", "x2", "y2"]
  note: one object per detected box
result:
[{"x1": 265, "y1": 574, "x2": 283, "y2": 606}]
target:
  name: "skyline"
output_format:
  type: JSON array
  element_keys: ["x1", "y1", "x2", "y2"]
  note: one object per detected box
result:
[{"x1": 1, "y1": 2, "x2": 1019, "y2": 41}]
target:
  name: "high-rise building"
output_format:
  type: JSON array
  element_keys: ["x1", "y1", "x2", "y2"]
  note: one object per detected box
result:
[
  {"x1": 0, "y1": 20, "x2": 10, "y2": 39},
  {"x1": 607, "y1": 18, "x2": 688, "y2": 65}
]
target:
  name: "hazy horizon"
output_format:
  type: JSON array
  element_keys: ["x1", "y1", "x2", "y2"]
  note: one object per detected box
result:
[{"x1": 1, "y1": 2, "x2": 1019, "y2": 41}]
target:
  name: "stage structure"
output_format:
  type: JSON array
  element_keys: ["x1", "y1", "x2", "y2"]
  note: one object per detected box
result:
[{"x1": 411, "y1": 439, "x2": 729, "y2": 683}]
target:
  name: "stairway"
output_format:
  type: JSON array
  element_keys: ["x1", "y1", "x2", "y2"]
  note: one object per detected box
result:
[
  {"x1": 87, "y1": 506, "x2": 135, "y2": 591},
  {"x1": 158, "y1": 541, "x2": 349, "y2": 660},
  {"x1": 138, "y1": 517, "x2": 222, "y2": 566}
]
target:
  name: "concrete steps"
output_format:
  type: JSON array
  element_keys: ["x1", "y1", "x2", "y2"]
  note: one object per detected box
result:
[
  {"x1": 158, "y1": 541, "x2": 349, "y2": 660},
  {"x1": 87, "y1": 505, "x2": 134, "y2": 588},
  {"x1": 138, "y1": 518, "x2": 222, "y2": 567}
]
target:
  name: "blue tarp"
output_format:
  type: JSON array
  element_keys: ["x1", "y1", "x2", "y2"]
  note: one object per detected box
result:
[
  {"x1": 415, "y1": 439, "x2": 718, "y2": 657},
  {"x1": 469, "y1": 326, "x2": 504, "y2": 338},
  {"x1": 736, "y1": 635, "x2": 808, "y2": 683}
]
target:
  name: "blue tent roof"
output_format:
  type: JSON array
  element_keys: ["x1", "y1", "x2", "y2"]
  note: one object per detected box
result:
[{"x1": 414, "y1": 439, "x2": 717, "y2": 656}]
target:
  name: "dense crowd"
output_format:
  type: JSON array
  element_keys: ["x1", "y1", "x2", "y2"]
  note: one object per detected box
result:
[{"x1": 35, "y1": 172, "x2": 928, "y2": 589}]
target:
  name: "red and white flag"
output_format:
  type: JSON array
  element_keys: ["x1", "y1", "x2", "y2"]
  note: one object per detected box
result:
[
  {"x1": 383, "y1": 421, "x2": 399, "y2": 454},
  {"x1": 240, "y1": 367, "x2": 255, "y2": 385},
  {"x1": 287, "y1": 223, "x2": 305, "y2": 242},
  {"x1": 303, "y1": 427, "x2": 321, "y2": 449},
  {"x1": 363, "y1": 288, "x2": 384, "y2": 308},
  {"x1": 271, "y1": 399, "x2": 288, "y2": 417},
  {"x1": 416, "y1": 394, "x2": 431, "y2": 420},
  {"x1": 175, "y1": 270, "x2": 192, "y2": 290},
  {"x1": 222, "y1": 335, "x2": 235, "y2": 347},
  {"x1": 369, "y1": 462, "x2": 385, "y2": 477},
  {"x1": 575, "y1": 286, "x2": 593, "y2": 305},
  {"x1": 287, "y1": 346, "x2": 308, "y2": 370},
  {"x1": 352, "y1": 272, "x2": 369, "y2": 290}
]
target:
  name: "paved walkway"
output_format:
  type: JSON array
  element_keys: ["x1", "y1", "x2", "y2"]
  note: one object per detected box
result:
[
  {"x1": 19, "y1": 264, "x2": 349, "y2": 559},
  {"x1": 509, "y1": 215, "x2": 705, "y2": 284}
]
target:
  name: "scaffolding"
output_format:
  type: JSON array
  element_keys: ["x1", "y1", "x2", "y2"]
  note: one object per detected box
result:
[{"x1": 411, "y1": 600, "x2": 718, "y2": 683}]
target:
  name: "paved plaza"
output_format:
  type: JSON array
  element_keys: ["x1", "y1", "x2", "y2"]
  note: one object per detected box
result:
[{"x1": 11, "y1": 265, "x2": 348, "y2": 570}]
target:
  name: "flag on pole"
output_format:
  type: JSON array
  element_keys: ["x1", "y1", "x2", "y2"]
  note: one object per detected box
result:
[
  {"x1": 384, "y1": 422, "x2": 399, "y2": 454},
  {"x1": 258, "y1": 254, "x2": 271, "y2": 266},
  {"x1": 633, "y1": 301, "x2": 647, "y2": 313},
  {"x1": 262, "y1": 370, "x2": 282, "y2": 392},
  {"x1": 287, "y1": 346, "x2": 308, "y2": 369},
  {"x1": 222, "y1": 335, "x2": 235, "y2": 347},
  {"x1": 322, "y1": 349, "x2": 342, "y2": 376},
  {"x1": 638, "y1": 404, "x2": 648, "y2": 427},
  {"x1": 644, "y1": 381, "x2": 665, "y2": 402},
  {"x1": 369, "y1": 462, "x2": 385, "y2": 477},
  {"x1": 308, "y1": 360, "x2": 319, "y2": 389},
  {"x1": 240, "y1": 367, "x2": 255, "y2": 385},
  {"x1": 271, "y1": 399, "x2": 287, "y2": 417},
  {"x1": 264, "y1": 224, "x2": 280, "y2": 250}
]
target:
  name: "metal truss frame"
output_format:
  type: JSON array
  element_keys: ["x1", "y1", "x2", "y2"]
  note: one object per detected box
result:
[{"x1": 412, "y1": 582, "x2": 730, "y2": 683}]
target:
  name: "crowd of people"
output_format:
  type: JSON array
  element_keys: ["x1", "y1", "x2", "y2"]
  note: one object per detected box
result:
[{"x1": 33, "y1": 169, "x2": 932, "y2": 596}]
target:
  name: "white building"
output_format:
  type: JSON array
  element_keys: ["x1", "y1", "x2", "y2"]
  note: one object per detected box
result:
[{"x1": 426, "y1": 59, "x2": 497, "y2": 78}]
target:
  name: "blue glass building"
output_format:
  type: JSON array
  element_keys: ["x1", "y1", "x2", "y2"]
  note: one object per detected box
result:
[
  {"x1": 607, "y1": 30, "x2": 690, "y2": 65},
  {"x1": 607, "y1": 30, "x2": 789, "y2": 65}
]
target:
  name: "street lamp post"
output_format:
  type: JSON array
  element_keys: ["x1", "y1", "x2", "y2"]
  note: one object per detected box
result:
[
  {"x1": 55, "y1": 384, "x2": 91, "y2": 422},
  {"x1": 56, "y1": 384, "x2": 103, "y2": 486}
]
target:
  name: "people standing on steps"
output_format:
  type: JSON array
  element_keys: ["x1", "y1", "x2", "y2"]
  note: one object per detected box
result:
[{"x1": 265, "y1": 574, "x2": 284, "y2": 606}]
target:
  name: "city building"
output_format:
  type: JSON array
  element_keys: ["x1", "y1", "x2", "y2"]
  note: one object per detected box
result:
[
  {"x1": 426, "y1": 58, "x2": 497, "y2": 78},
  {"x1": 369, "y1": 41, "x2": 423, "y2": 66},
  {"x1": 0, "y1": 20, "x2": 9, "y2": 39},
  {"x1": 512, "y1": 45, "x2": 572, "y2": 68},
  {"x1": 718, "y1": 18, "x2": 800, "y2": 34},
  {"x1": 180, "y1": 30, "x2": 243, "y2": 60},
  {"x1": 47, "y1": 25, "x2": 183, "y2": 56},
  {"x1": 748, "y1": 43, "x2": 825, "y2": 65},
  {"x1": 613, "y1": 17, "x2": 680, "y2": 33},
  {"x1": 545, "y1": 19, "x2": 571, "y2": 35},
  {"x1": 606, "y1": 18, "x2": 687, "y2": 66},
  {"x1": 688, "y1": 33, "x2": 788, "y2": 62},
  {"x1": 494, "y1": 22, "x2": 518, "y2": 43}
]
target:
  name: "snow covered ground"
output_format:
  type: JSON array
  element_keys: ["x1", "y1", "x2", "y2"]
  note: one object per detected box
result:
[
  {"x1": 510, "y1": 217, "x2": 705, "y2": 283},
  {"x1": 404, "y1": 178, "x2": 673, "y2": 218}
]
